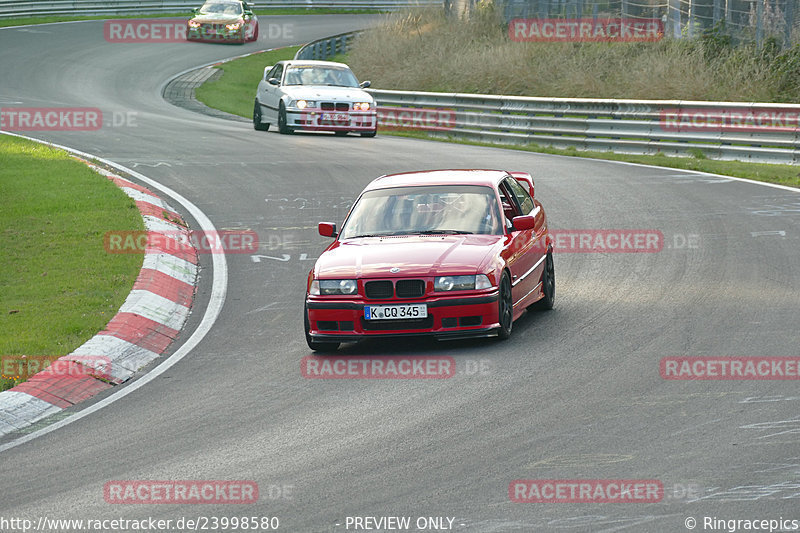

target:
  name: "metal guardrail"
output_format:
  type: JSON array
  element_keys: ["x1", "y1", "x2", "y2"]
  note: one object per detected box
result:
[
  {"x1": 0, "y1": 0, "x2": 437, "y2": 19},
  {"x1": 294, "y1": 30, "x2": 362, "y2": 59},
  {"x1": 367, "y1": 89, "x2": 800, "y2": 164}
]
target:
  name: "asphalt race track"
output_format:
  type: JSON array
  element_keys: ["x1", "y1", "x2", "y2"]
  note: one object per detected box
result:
[{"x1": 1, "y1": 15, "x2": 800, "y2": 533}]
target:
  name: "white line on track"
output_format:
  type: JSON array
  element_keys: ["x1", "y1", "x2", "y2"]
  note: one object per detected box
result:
[
  {"x1": 550, "y1": 153, "x2": 800, "y2": 193},
  {"x1": 0, "y1": 131, "x2": 228, "y2": 453}
]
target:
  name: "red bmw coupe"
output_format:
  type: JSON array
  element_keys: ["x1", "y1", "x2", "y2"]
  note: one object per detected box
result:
[{"x1": 304, "y1": 169, "x2": 555, "y2": 351}]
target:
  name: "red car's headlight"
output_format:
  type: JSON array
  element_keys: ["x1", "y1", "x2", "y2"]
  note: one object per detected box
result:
[
  {"x1": 434, "y1": 275, "x2": 492, "y2": 292},
  {"x1": 311, "y1": 279, "x2": 358, "y2": 296}
]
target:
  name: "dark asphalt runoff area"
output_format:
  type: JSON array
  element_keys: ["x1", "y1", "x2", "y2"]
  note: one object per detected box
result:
[{"x1": 1, "y1": 15, "x2": 799, "y2": 533}]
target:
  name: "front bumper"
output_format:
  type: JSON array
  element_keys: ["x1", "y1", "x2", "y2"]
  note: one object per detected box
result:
[
  {"x1": 306, "y1": 291, "x2": 500, "y2": 343},
  {"x1": 286, "y1": 109, "x2": 377, "y2": 132},
  {"x1": 187, "y1": 25, "x2": 244, "y2": 42}
]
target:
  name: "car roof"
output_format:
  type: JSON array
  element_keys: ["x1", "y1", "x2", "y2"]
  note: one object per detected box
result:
[
  {"x1": 279, "y1": 60, "x2": 351, "y2": 69},
  {"x1": 364, "y1": 169, "x2": 510, "y2": 191}
]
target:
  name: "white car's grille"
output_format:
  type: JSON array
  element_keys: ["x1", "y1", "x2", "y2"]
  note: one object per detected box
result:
[{"x1": 321, "y1": 102, "x2": 349, "y2": 111}]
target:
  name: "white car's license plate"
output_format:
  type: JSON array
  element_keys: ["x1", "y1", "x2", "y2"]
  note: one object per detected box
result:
[
  {"x1": 364, "y1": 304, "x2": 427, "y2": 320},
  {"x1": 322, "y1": 113, "x2": 349, "y2": 122}
]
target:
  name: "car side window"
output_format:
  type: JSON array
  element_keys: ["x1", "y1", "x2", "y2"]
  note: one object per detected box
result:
[
  {"x1": 498, "y1": 183, "x2": 519, "y2": 230},
  {"x1": 271, "y1": 64, "x2": 283, "y2": 83},
  {"x1": 504, "y1": 177, "x2": 534, "y2": 216}
]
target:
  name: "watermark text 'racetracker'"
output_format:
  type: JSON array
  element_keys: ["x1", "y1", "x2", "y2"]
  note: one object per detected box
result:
[
  {"x1": 104, "y1": 230, "x2": 258, "y2": 254},
  {"x1": 510, "y1": 18, "x2": 663, "y2": 42}
]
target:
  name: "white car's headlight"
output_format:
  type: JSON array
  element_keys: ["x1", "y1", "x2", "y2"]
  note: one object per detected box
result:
[
  {"x1": 353, "y1": 102, "x2": 371, "y2": 111},
  {"x1": 312, "y1": 279, "x2": 358, "y2": 296},
  {"x1": 294, "y1": 100, "x2": 315, "y2": 109},
  {"x1": 434, "y1": 275, "x2": 492, "y2": 292},
  {"x1": 226, "y1": 22, "x2": 242, "y2": 30},
  {"x1": 188, "y1": 20, "x2": 200, "y2": 28}
]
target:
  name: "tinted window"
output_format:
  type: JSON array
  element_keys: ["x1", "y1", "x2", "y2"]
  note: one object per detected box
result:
[
  {"x1": 340, "y1": 185, "x2": 503, "y2": 238},
  {"x1": 504, "y1": 177, "x2": 534, "y2": 215},
  {"x1": 283, "y1": 65, "x2": 360, "y2": 88}
]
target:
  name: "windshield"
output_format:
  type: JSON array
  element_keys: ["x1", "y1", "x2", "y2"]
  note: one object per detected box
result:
[
  {"x1": 340, "y1": 185, "x2": 503, "y2": 239},
  {"x1": 199, "y1": 2, "x2": 243, "y2": 15},
  {"x1": 283, "y1": 65, "x2": 360, "y2": 87}
]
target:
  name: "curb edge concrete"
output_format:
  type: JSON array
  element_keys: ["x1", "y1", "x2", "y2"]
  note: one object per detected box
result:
[{"x1": 0, "y1": 156, "x2": 199, "y2": 437}]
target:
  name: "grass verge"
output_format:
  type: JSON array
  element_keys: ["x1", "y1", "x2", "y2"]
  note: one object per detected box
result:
[
  {"x1": 0, "y1": 9, "x2": 381, "y2": 28},
  {"x1": 194, "y1": 48, "x2": 800, "y2": 189},
  {"x1": 0, "y1": 136, "x2": 144, "y2": 392},
  {"x1": 195, "y1": 46, "x2": 300, "y2": 118}
]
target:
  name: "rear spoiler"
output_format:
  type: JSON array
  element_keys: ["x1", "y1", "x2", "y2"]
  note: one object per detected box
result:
[{"x1": 509, "y1": 171, "x2": 535, "y2": 197}]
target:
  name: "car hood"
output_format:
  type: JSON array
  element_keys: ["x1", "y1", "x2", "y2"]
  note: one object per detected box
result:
[
  {"x1": 281, "y1": 85, "x2": 373, "y2": 103},
  {"x1": 191, "y1": 13, "x2": 243, "y2": 23},
  {"x1": 315, "y1": 235, "x2": 502, "y2": 279}
]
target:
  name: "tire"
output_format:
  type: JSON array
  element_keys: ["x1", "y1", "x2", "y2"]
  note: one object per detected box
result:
[
  {"x1": 531, "y1": 251, "x2": 555, "y2": 311},
  {"x1": 497, "y1": 272, "x2": 513, "y2": 340},
  {"x1": 304, "y1": 303, "x2": 340, "y2": 352},
  {"x1": 334, "y1": 131, "x2": 348, "y2": 136},
  {"x1": 278, "y1": 102, "x2": 293, "y2": 134},
  {"x1": 360, "y1": 128, "x2": 377, "y2": 138},
  {"x1": 253, "y1": 100, "x2": 269, "y2": 131}
]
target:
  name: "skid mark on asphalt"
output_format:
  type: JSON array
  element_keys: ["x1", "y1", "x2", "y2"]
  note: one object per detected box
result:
[{"x1": 527, "y1": 454, "x2": 634, "y2": 468}]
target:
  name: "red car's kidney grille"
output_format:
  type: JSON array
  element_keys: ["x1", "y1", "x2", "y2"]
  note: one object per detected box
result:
[
  {"x1": 364, "y1": 280, "x2": 393, "y2": 299},
  {"x1": 395, "y1": 279, "x2": 425, "y2": 298}
]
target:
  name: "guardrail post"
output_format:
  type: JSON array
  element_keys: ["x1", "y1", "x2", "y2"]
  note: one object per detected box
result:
[
  {"x1": 756, "y1": 0, "x2": 763, "y2": 48},
  {"x1": 669, "y1": 0, "x2": 681, "y2": 38}
]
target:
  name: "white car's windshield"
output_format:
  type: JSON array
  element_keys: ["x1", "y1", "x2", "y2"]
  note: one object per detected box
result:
[
  {"x1": 199, "y1": 2, "x2": 243, "y2": 15},
  {"x1": 340, "y1": 185, "x2": 503, "y2": 239},
  {"x1": 284, "y1": 66, "x2": 360, "y2": 87}
]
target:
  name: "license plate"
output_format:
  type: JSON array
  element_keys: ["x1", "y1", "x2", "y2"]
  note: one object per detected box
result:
[
  {"x1": 365, "y1": 304, "x2": 427, "y2": 320},
  {"x1": 322, "y1": 113, "x2": 349, "y2": 122}
]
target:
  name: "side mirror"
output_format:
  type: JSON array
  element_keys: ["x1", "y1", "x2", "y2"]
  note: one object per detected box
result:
[
  {"x1": 244, "y1": 10, "x2": 254, "y2": 16},
  {"x1": 263, "y1": 66, "x2": 272, "y2": 81},
  {"x1": 511, "y1": 215, "x2": 536, "y2": 231},
  {"x1": 360, "y1": 80, "x2": 371, "y2": 88},
  {"x1": 268, "y1": 78, "x2": 280, "y2": 86},
  {"x1": 318, "y1": 222, "x2": 337, "y2": 238},
  {"x1": 192, "y1": 7, "x2": 199, "y2": 13}
]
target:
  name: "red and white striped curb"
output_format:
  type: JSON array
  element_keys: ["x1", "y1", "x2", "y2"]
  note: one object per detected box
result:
[{"x1": 0, "y1": 162, "x2": 198, "y2": 436}]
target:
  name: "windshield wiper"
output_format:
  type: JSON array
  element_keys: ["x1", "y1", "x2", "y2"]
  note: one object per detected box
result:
[
  {"x1": 416, "y1": 230, "x2": 473, "y2": 235},
  {"x1": 348, "y1": 233, "x2": 391, "y2": 238}
]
